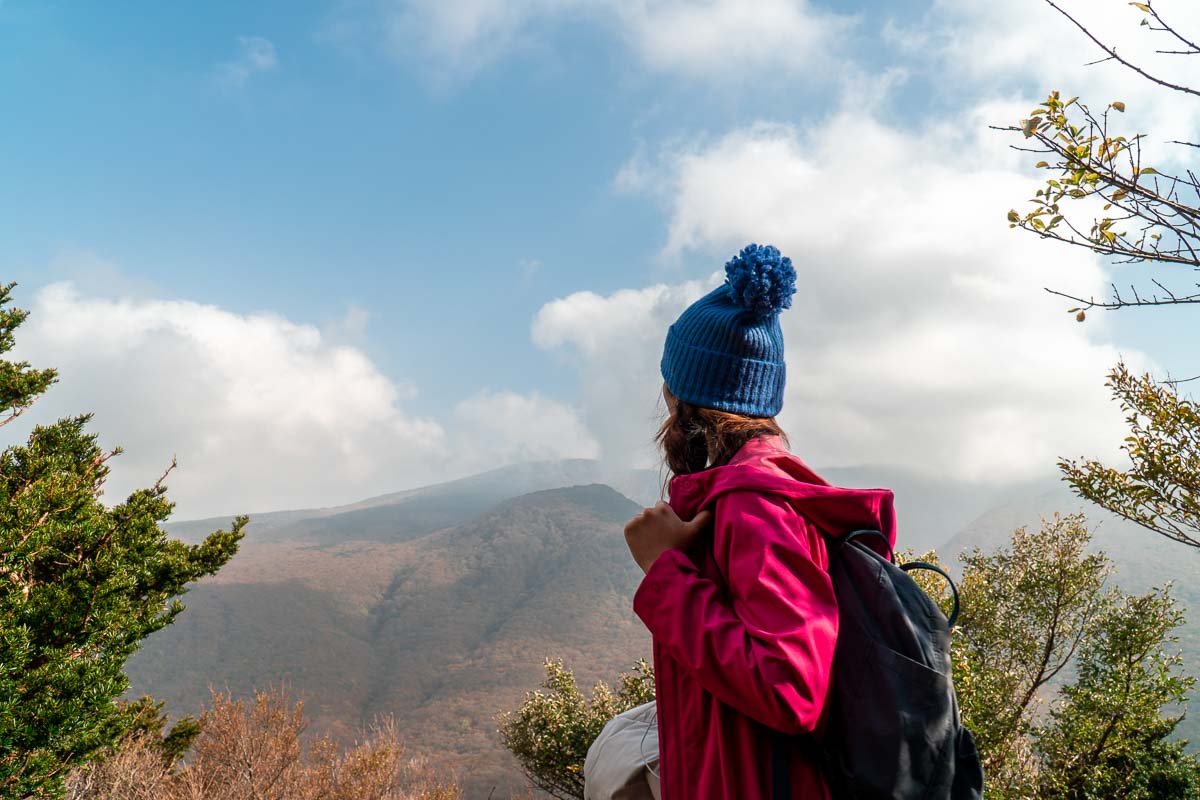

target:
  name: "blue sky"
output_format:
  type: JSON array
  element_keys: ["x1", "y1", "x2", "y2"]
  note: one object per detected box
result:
[
  {"x1": 2, "y1": 0, "x2": 875, "y2": 403},
  {"x1": 2, "y1": 0, "x2": 654, "y2": 404},
  {"x1": 3, "y1": 0, "x2": 1197, "y2": 518}
]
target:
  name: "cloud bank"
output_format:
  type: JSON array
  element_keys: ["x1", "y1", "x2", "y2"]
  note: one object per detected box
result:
[
  {"x1": 896, "y1": 0, "x2": 1200, "y2": 153},
  {"x1": 538, "y1": 110, "x2": 1150, "y2": 482},
  {"x1": 360, "y1": 0, "x2": 855, "y2": 83},
  {"x1": 6, "y1": 283, "x2": 597, "y2": 519}
]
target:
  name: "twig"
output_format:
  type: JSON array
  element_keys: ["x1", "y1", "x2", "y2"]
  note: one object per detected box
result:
[
  {"x1": 0, "y1": 405, "x2": 29, "y2": 429},
  {"x1": 152, "y1": 456, "x2": 179, "y2": 491},
  {"x1": 1145, "y1": 2, "x2": 1200, "y2": 56},
  {"x1": 1042, "y1": 0, "x2": 1200, "y2": 97},
  {"x1": 1044, "y1": 286, "x2": 1200, "y2": 309}
]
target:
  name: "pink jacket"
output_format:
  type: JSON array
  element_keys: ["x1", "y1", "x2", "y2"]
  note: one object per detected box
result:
[{"x1": 632, "y1": 434, "x2": 897, "y2": 799}]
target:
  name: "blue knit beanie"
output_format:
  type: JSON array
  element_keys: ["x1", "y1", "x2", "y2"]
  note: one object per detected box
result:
[{"x1": 660, "y1": 243, "x2": 797, "y2": 418}]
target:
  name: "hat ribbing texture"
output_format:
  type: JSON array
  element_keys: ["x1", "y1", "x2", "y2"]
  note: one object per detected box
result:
[{"x1": 660, "y1": 243, "x2": 795, "y2": 418}]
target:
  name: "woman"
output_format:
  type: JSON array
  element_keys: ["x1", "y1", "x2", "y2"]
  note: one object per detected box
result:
[{"x1": 623, "y1": 243, "x2": 897, "y2": 799}]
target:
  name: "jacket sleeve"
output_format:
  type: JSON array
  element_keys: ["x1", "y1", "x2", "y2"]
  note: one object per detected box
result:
[{"x1": 631, "y1": 490, "x2": 837, "y2": 735}]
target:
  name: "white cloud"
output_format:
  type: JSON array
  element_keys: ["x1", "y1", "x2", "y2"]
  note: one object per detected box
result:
[
  {"x1": 6, "y1": 283, "x2": 597, "y2": 519},
  {"x1": 382, "y1": 0, "x2": 574, "y2": 78},
  {"x1": 614, "y1": 0, "x2": 856, "y2": 81},
  {"x1": 218, "y1": 36, "x2": 279, "y2": 88},
  {"x1": 533, "y1": 277, "x2": 717, "y2": 468},
  {"x1": 451, "y1": 389, "x2": 601, "y2": 473},
  {"x1": 363, "y1": 0, "x2": 854, "y2": 83},
  {"x1": 536, "y1": 110, "x2": 1154, "y2": 483},
  {"x1": 894, "y1": 0, "x2": 1200, "y2": 160}
]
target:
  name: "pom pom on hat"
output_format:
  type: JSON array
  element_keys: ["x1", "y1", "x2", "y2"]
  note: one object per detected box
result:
[
  {"x1": 724, "y1": 243, "x2": 797, "y2": 319},
  {"x1": 660, "y1": 241, "x2": 795, "y2": 417}
]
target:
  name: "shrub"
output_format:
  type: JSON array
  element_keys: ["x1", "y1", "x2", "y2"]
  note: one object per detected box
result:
[{"x1": 497, "y1": 658, "x2": 653, "y2": 800}]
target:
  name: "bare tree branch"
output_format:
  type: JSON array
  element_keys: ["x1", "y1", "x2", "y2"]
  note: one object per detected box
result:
[
  {"x1": 1044, "y1": 286, "x2": 1200, "y2": 310},
  {"x1": 1042, "y1": 0, "x2": 1200, "y2": 97}
]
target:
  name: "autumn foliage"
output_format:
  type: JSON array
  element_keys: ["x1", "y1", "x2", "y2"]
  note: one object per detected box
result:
[{"x1": 65, "y1": 687, "x2": 461, "y2": 800}]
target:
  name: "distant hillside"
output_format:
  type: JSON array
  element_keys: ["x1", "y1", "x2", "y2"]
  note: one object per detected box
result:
[
  {"x1": 137, "y1": 457, "x2": 1177, "y2": 796},
  {"x1": 164, "y1": 459, "x2": 663, "y2": 545},
  {"x1": 941, "y1": 483, "x2": 1200, "y2": 745},
  {"x1": 821, "y1": 465, "x2": 1041, "y2": 552},
  {"x1": 129, "y1": 483, "x2": 651, "y2": 798},
  {"x1": 165, "y1": 454, "x2": 1028, "y2": 553}
]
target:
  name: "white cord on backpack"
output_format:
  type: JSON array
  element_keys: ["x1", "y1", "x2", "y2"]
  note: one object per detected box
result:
[{"x1": 639, "y1": 705, "x2": 659, "y2": 779}]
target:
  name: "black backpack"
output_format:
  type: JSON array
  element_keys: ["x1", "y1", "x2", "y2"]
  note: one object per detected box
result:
[{"x1": 771, "y1": 529, "x2": 985, "y2": 800}]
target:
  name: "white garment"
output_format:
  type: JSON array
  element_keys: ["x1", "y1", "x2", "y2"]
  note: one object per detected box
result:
[{"x1": 583, "y1": 701, "x2": 662, "y2": 800}]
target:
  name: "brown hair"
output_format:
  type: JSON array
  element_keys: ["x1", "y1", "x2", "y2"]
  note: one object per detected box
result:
[{"x1": 655, "y1": 383, "x2": 789, "y2": 498}]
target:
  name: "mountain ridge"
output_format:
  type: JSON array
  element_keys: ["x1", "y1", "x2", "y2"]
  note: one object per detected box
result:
[
  {"x1": 131, "y1": 481, "x2": 650, "y2": 797},
  {"x1": 167, "y1": 455, "x2": 1050, "y2": 552},
  {"x1": 137, "y1": 459, "x2": 1200, "y2": 796}
]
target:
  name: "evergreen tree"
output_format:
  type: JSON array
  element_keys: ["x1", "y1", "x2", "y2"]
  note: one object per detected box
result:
[{"x1": 0, "y1": 282, "x2": 245, "y2": 798}]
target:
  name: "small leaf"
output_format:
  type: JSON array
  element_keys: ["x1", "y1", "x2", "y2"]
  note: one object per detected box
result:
[
  {"x1": 1007, "y1": 210, "x2": 1020, "y2": 222},
  {"x1": 1112, "y1": 101, "x2": 1126, "y2": 112},
  {"x1": 1036, "y1": 161, "x2": 1049, "y2": 168},
  {"x1": 1076, "y1": 310, "x2": 1087, "y2": 322},
  {"x1": 1129, "y1": 2, "x2": 1150, "y2": 11},
  {"x1": 1141, "y1": 167, "x2": 1159, "y2": 175}
]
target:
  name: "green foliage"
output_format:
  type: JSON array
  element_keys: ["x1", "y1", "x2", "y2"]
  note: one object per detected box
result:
[
  {"x1": 0, "y1": 284, "x2": 245, "y2": 798},
  {"x1": 119, "y1": 696, "x2": 202, "y2": 764},
  {"x1": 497, "y1": 657, "x2": 654, "y2": 800},
  {"x1": 948, "y1": 513, "x2": 1198, "y2": 800},
  {"x1": 1037, "y1": 589, "x2": 1193, "y2": 799},
  {"x1": 954, "y1": 515, "x2": 1110, "y2": 779},
  {"x1": 1008, "y1": 90, "x2": 1163, "y2": 271},
  {"x1": 1004, "y1": 1, "x2": 1200, "y2": 312},
  {"x1": 514, "y1": 516, "x2": 1196, "y2": 800},
  {"x1": 0, "y1": 283, "x2": 57, "y2": 425},
  {"x1": 1060, "y1": 362, "x2": 1200, "y2": 549}
]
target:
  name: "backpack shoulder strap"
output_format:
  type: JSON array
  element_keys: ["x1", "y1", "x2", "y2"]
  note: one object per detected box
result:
[
  {"x1": 833, "y1": 528, "x2": 894, "y2": 563},
  {"x1": 898, "y1": 560, "x2": 962, "y2": 628}
]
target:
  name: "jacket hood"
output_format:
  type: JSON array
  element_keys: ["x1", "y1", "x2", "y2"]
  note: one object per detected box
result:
[{"x1": 667, "y1": 434, "x2": 897, "y2": 549}]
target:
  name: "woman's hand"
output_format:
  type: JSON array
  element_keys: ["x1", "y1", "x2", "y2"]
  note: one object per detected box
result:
[{"x1": 624, "y1": 501, "x2": 713, "y2": 574}]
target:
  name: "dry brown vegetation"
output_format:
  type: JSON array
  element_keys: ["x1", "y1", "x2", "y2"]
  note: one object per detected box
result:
[
  {"x1": 65, "y1": 687, "x2": 463, "y2": 800},
  {"x1": 129, "y1": 484, "x2": 651, "y2": 795}
]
